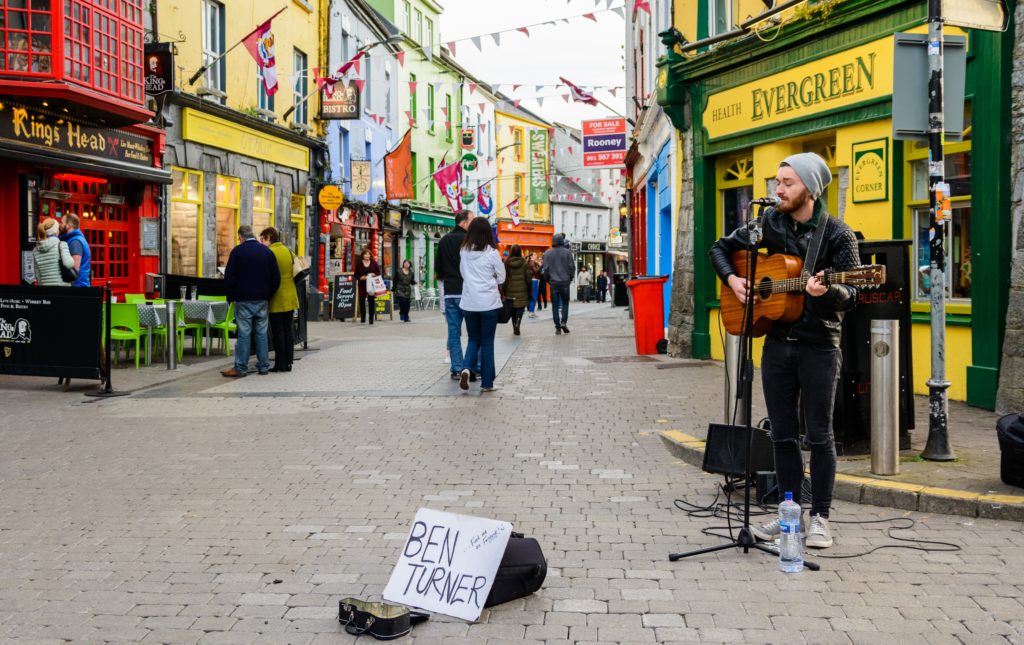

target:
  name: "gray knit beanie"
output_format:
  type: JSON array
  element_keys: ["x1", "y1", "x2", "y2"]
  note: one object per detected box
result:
[{"x1": 780, "y1": 152, "x2": 832, "y2": 200}]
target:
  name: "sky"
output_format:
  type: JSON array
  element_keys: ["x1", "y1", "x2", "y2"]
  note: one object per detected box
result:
[{"x1": 438, "y1": 0, "x2": 628, "y2": 130}]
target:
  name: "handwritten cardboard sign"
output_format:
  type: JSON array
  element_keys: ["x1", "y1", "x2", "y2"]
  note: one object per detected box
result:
[{"x1": 383, "y1": 508, "x2": 512, "y2": 622}]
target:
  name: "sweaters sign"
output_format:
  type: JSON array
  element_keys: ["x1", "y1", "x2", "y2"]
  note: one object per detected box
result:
[
  {"x1": 529, "y1": 129, "x2": 548, "y2": 204},
  {"x1": 383, "y1": 508, "x2": 512, "y2": 622}
]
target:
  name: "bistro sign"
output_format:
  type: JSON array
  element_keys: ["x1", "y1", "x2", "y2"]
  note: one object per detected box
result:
[
  {"x1": 702, "y1": 37, "x2": 895, "y2": 141},
  {"x1": 2, "y1": 103, "x2": 153, "y2": 165}
]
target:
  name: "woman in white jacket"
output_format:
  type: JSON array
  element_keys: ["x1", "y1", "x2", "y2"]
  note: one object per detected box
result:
[{"x1": 458, "y1": 218, "x2": 505, "y2": 392}]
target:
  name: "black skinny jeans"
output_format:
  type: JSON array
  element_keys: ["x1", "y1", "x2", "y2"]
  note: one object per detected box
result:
[
  {"x1": 359, "y1": 292, "x2": 375, "y2": 323},
  {"x1": 268, "y1": 311, "x2": 294, "y2": 369},
  {"x1": 396, "y1": 295, "x2": 411, "y2": 320},
  {"x1": 760, "y1": 337, "x2": 841, "y2": 518}
]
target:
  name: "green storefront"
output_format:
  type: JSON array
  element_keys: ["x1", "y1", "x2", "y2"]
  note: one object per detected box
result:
[
  {"x1": 657, "y1": 0, "x2": 1013, "y2": 408},
  {"x1": 405, "y1": 210, "x2": 455, "y2": 290}
]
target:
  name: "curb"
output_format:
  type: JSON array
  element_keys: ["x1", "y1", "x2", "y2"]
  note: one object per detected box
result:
[{"x1": 657, "y1": 430, "x2": 1024, "y2": 521}]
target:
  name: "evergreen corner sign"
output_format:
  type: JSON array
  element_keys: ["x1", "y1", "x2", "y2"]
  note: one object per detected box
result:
[
  {"x1": 851, "y1": 138, "x2": 888, "y2": 203},
  {"x1": 702, "y1": 37, "x2": 895, "y2": 141}
]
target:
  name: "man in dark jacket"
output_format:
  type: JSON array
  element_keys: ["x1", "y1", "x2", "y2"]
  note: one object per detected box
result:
[
  {"x1": 708, "y1": 152, "x2": 859, "y2": 550},
  {"x1": 542, "y1": 233, "x2": 574, "y2": 335},
  {"x1": 222, "y1": 224, "x2": 280, "y2": 377},
  {"x1": 435, "y1": 210, "x2": 476, "y2": 378}
]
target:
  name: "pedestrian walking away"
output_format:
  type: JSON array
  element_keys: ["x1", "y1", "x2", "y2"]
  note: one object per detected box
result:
[
  {"x1": 709, "y1": 152, "x2": 859, "y2": 549},
  {"x1": 597, "y1": 270, "x2": 609, "y2": 303},
  {"x1": 353, "y1": 246, "x2": 381, "y2": 325},
  {"x1": 222, "y1": 225, "x2": 280, "y2": 377},
  {"x1": 458, "y1": 217, "x2": 505, "y2": 392},
  {"x1": 260, "y1": 227, "x2": 298, "y2": 373},
  {"x1": 503, "y1": 244, "x2": 532, "y2": 336},
  {"x1": 394, "y1": 259, "x2": 416, "y2": 322},
  {"x1": 542, "y1": 233, "x2": 574, "y2": 335},
  {"x1": 436, "y1": 210, "x2": 479, "y2": 381},
  {"x1": 32, "y1": 218, "x2": 75, "y2": 287}
]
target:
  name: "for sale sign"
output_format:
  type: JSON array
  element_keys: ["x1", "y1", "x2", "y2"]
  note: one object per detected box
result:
[{"x1": 582, "y1": 118, "x2": 627, "y2": 168}]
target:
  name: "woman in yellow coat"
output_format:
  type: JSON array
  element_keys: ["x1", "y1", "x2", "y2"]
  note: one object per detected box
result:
[{"x1": 259, "y1": 227, "x2": 299, "y2": 372}]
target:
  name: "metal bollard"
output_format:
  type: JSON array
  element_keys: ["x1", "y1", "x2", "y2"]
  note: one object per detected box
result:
[
  {"x1": 870, "y1": 319, "x2": 900, "y2": 475},
  {"x1": 723, "y1": 333, "x2": 743, "y2": 425},
  {"x1": 166, "y1": 300, "x2": 178, "y2": 370}
]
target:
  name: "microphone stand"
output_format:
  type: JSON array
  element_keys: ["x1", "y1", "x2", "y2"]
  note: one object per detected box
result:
[{"x1": 669, "y1": 204, "x2": 819, "y2": 571}]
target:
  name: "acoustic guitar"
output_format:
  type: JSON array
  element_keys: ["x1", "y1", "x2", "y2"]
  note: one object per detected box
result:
[{"x1": 720, "y1": 250, "x2": 886, "y2": 337}]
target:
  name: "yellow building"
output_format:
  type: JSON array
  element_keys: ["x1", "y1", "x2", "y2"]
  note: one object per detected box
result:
[
  {"x1": 494, "y1": 103, "x2": 553, "y2": 254},
  {"x1": 156, "y1": 0, "x2": 326, "y2": 278}
]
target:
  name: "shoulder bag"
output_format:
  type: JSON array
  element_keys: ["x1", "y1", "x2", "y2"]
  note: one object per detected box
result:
[{"x1": 57, "y1": 242, "x2": 79, "y2": 284}]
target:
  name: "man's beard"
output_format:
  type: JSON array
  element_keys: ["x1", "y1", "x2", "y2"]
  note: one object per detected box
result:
[{"x1": 777, "y1": 189, "x2": 809, "y2": 214}]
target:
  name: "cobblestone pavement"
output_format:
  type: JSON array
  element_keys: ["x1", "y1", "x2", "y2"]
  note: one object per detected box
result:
[{"x1": 1, "y1": 303, "x2": 1023, "y2": 644}]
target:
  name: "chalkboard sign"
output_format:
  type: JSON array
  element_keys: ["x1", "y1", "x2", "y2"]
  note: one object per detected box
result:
[
  {"x1": 140, "y1": 218, "x2": 159, "y2": 255},
  {"x1": 332, "y1": 274, "x2": 355, "y2": 319}
]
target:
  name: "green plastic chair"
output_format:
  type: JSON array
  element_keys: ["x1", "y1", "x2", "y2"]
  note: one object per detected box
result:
[
  {"x1": 209, "y1": 302, "x2": 237, "y2": 355},
  {"x1": 124, "y1": 293, "x2": 146, "y2": 304},
  {"x1": 110, "y1": 303, "x2": 146, "y2": 368}
]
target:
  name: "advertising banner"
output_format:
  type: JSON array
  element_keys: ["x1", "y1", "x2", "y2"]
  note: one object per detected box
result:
[
  {"x1": 0, "y1": 285, "x2": 104, "y2": 379},
  {"x1": 529, "y1": 129, "x2": 548, "y2": 204},
  {"x1": 582, "y1": 118, "x2": 627, "y2": 168}
]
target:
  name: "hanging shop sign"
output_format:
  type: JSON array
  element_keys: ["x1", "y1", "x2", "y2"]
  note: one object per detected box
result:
[
  {"x1": 702, "y1": 37, "x2": 895, "y2": 141},
  {"x1": 529, "y1": 129, "x2": 549, "y2": 204},
  {"x1": 460, "y1": 189, "x2": 475, "y2": 205},
  {"x1": 319, "y1": 185, "x2": 344, "y2": 210},
  {"x1": 851, "y1": 138, "x2": 889, "y2": 203},
  {"x1": 461, "y1": 127, "x2": 476, "y2": 150},
  {"x1": 581, "y1": 118, "x2": 626, "y2": 168},
  {"x1": 143, "y1": 42, "x2": 175, "y2": 97},
  {"x1": 461, "y1": 153, "x2": 478, "y2": 172},
  {"x1": 1, "y1": 102, "x2": 153, "y2": 166},
  {"x1": 320, "y1": 80, "x2": 361, "y2": 120},
  {"x1": 351, "y1": 160, "x2": 372, "y2": 195}
]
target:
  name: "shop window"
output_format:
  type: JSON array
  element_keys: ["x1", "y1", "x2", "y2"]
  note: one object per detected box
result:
[
  {"x1": 912, "y1": 203, "x2": 971, "y2": 301},
  {"x1": 718, "y1": 154, "x2": 753, "y2": 236},
  {"x1": 170, "y1": 168, "x2": 203, "y2": 277},
  {"x1": 215, "y1": 175, "x2": 239, "y2": 273},
  {"x1": 252, "y1": 182, "x2": 274, "y2": 235},
  {"x1": 381, "y1": 231, "x2": 394, "y2": 281},
  {"x1": 709, "y1": 0, "x2": 732, "y2": 37},
  {"x1": 0, "y1": 0, "x2": 52, "y2": 76},
  {"x1": 289, "y1": 194, "x2": 305, "y2": 257},
  {"x1": 414, "y1": 9, "x2": 422, "y2": 43},
  {"x1": 402, "y1": 1, "x2": 410, "y2": 33},
  {"x1": 202, "y1": 0, "x2": 225, "y2": 99}
]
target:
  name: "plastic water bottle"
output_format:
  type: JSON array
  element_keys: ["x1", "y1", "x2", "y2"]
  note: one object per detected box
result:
[{"x1": 778, "y1": 491, "x2": 804, "y2": 573}]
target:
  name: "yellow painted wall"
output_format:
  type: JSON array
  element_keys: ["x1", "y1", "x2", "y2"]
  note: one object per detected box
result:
[
  {"x1": 675, "y1": 0, "x2": 698, "y2": 43},
  {"x1": 910, "y1": 322, "x2": 969, "y2": 400},
  {"x1": 159, "y1": 0, "x2": 322, "y2": 130},
  {"x1": 835, "y1": 120, "x2": 892, "y2": 241},
  {"x1": 495, "y1": 110, "x2": 549, "y2": 223}
]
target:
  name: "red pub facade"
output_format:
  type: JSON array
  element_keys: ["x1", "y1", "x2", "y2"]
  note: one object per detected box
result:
[{"x1": 0, "y1": 0, "x2": 169, "y2": 294}]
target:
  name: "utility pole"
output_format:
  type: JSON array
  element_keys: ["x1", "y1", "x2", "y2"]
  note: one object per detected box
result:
[{"x1": 921, "y1": 0, "x2": 955, "y2": 461}]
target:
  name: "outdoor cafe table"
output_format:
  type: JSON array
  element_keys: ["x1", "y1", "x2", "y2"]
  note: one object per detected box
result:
[{"x1": 137, "y1": 300, "x2": 229, "y2": 363}]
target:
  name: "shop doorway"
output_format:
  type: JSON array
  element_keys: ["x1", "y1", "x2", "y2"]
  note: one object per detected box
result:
[{"x1": 41, "y1": 176, "x2": 131, "y2": 293}]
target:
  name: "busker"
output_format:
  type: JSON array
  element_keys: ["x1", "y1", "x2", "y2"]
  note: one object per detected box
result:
[
  {"x1": 222, "y1": 225, "x2": 280, "y2": 378},
  {"x1": 259, "y1": 227, "x2": 298, "y2": 373},
  {"x1": 503, "y1": 245, "x2": 532, "y2": 336},
  {"x1": 541, "y1": 233, "x2": 574, "y2": 336},
  {"x1": 708, "y1": 152, "x2": 859, "y2": 549},
  {"x1": 436, "y1": 210, "x2": 478, "y2": 381}
]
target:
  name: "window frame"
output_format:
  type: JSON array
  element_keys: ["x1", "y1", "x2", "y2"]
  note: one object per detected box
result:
[
  {"x1": 427, "y1": 83, "x2": 435, "y2": 133},
  {"x1": 201, "y1": 0, "x2": 226, "y2": 98},
  {"x1": 513, "y1": 128, "x2": 523, "y2": 162},
  {"x1": 215, "y1": 174, "x2": 240, "y2": 272},
  {"x1": 290, "y1": 193, "x2": 306, "y2": 257},
  {"x1": 409, "y1": 72, "x2": 417, "y2": 127},
  {"x1": 252, "y1": 182, "x2": 276, "y2": 234},
  {"x1": 170, "y1": 167, "x2": 204, "y2": 277},
  {"x1": 293, "y1": 47, "x2": 308, "y2": 124},
  {"x1": 446, "y1": 94, "x2": 454, "y2": 142}
]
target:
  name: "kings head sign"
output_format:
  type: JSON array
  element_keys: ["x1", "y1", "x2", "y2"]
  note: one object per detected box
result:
[{"x1": 383, "y1": 508, "x2": 512, "y2": 622}]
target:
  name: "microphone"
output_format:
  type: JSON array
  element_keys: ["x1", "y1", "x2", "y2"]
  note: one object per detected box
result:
[{"x1": 750, "y1": 196, "x2": 781, "y2": 207}]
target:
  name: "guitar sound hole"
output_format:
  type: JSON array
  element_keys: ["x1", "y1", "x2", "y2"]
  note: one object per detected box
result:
[{"x1": 758, "y1": 277, "x2": 772, "y2": 300}]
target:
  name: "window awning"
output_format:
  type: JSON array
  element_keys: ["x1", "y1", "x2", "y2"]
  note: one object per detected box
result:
[{"x1": 409, "y1": 211, "x2": 454, "y2": 227}]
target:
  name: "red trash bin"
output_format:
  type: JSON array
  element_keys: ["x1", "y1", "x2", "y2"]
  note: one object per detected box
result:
[{"x1": 626, "y1": 276, "x2": 669, "y2": 355}]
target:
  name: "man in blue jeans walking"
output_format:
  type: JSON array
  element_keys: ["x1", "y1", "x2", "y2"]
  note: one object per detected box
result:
[
  {"x1": 221, "y1": 225, "x2": 280, "y2": 377},
  {"x1": 542, "y1": 233, "x2": 575, "y2": 335},
  {"x1": 435, "y1": 210, "x2": 479, "y2": 379}
]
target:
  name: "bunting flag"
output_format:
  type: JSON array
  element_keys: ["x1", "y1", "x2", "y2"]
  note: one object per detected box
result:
[
  {"x1": 335, "y1": 50, "x2": 366, "y2": 77},
  {"x1": 396, "y1": 51, "x2": 406, "y2": 67},
  {"x1": 518, "y1": 27, "x2": 530, "y2": 37},
  {"x1": 422, "y1": 46, "x2": 432, "y2": 61},
  {"x1": 385, "y1": 130, "x2": 414, "y2": 200},
  {"x1": 408, "y1": 81, "x2": 417, "y2": 94},
  {"x1": 478, "y1": 103, "x2": 487, "y2": 113},
  {"x1": 633, "y1": 0, "x2": 651, "y2": 15},
  {"x1": 469, "y1": 83, "x2": 477, "y2": 95},
  {"x1": 507, "y1": 198, "x2": 521, "y2": 226},
  {"x1": 612, "y1": 6, "x2": 625, "y2": 18},
  {"x1": 513, "y1": 84, "x2": 522, "y2": 92},
  {"x1": 440, "y1": 106, "x2": 449, "y2": 117},
  {"x1": 354, "y1": 79, "x2": 365, "y2": 92},
  {"x1": 583, "y1": 12, "x2": 597, "y2": 22},
  {"x1": 560, "y1": 77, "x2": 599, "y2": 106},
  {"x1": 352, "y1": 58, "x2": 361, "y2": 75},
  {"x1": 536, "y1": 96, "x2": 545, "y2": 107},
  {"x1": 242, "y1": 17, "x2": 279, "y2": 95},
  {"x1": 562, "y1": 94, "x2": 571, "y2": 103},
  {"x1": 514, "y1": 99, "x2": 521, "y2": 108},
  {"x1": 313, "y1": 67, "x2": 335, "y2": 93},
  {"x1": 609, "y1": 87, "x2": 618, "y2": 98},
  {"x1": 447, "y1": 41, "x2": 456, "y2": 56},
  {"x1": 404, "y1": 110, "x2": 415, "y2": 127},
  {"x1": 433, "y1": 160, "x2": 464, "y2": 213},
  {"x1": 492, "y1": 32, "x2": 501, "y2": 46},
  {"x1": 471, "y1": 36, "x2": 482, "y2": 51},
  {"x1": 477, "y1": 183, "x2": 494, "y2": 215}
]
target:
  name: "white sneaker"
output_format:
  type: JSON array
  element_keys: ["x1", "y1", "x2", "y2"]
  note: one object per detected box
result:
[
  {"x1": 805, "y1": 515, "x2": 833, "y2": 549},
  {"x1": 750, "y1": 511, "x2": 805, "y2": 542}
]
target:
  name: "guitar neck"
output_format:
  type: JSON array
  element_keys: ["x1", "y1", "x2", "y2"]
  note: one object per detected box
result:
[{"x1": 772, "y1": 270, "x2": 849, "y2": 294}]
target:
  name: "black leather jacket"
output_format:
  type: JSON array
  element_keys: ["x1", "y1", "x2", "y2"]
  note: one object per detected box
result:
[{"x1": 708, "y1": 205, "x2": 860, "y2": 347}]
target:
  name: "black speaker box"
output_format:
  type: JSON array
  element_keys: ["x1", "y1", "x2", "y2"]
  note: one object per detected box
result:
[{"x1": 702, "y1": 423, "x2": 775, "y2": 477}]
